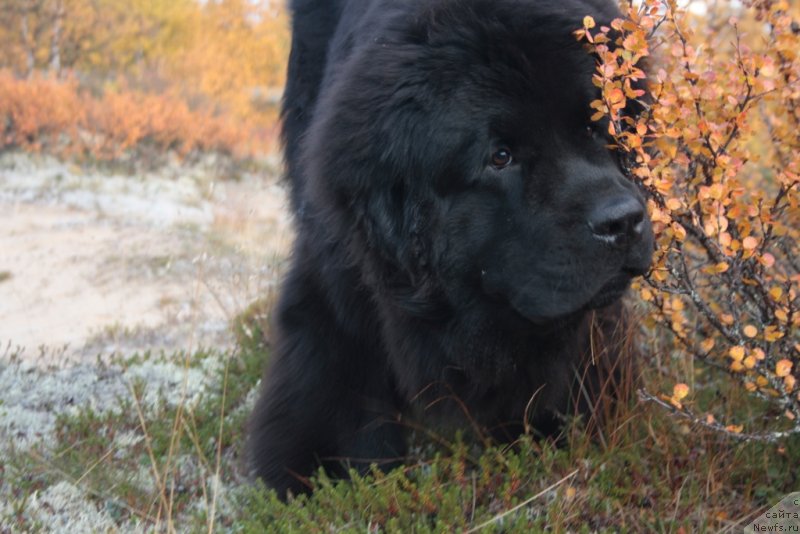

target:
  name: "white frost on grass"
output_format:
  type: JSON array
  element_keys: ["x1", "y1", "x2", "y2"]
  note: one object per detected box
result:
[
  {"x1": 0, "y1": 360, "x2": 125, "y2": 450},
  {"x1": 112, "y1": 429, "x2": 144, "y2": 459},
  {"x1": 126, "y1": 358, "x2": 219, "y2": 410},
  {"x1": 0, "y1": 354, "x2": 221, "y2": 452},
  {"x1": 0, "y1": 351, "x2": 229, "y2": 532},
  {"x1": 23, "y1": 481, "x2": 136, "y2": 533}
]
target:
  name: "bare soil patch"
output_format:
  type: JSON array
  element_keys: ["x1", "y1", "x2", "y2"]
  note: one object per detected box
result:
[{"x1": 0, "y1": 153, "x2": 293, "y2": 363}]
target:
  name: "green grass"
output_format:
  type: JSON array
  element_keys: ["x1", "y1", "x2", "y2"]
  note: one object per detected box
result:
[
  {"x1": 2, "y1": 300, "x2": 798, "y2": 532},
  {"x1": 225, "y1": 409, "x2": 799, "y2": 533}
]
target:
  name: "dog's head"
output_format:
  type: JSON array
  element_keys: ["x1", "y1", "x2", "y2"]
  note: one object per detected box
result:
[{"x1": 302, "y1": 0, "x2": 653, "y2": 323}]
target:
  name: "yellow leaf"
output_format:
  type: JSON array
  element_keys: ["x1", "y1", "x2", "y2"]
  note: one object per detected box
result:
[
  {"x1": 709, "y1": 183, "x2": 726, "y2": 200},
  {"x1": 743, "y1": 236, "x2": 758, "y2": 250},
  {"x1": 785, "y1": 375, "x2": 796, "y2": 392},
  {"x1": 673, "y1": 383, "x2": 690, "y2": 400},
  {"x1": 583, "y1": 16, "x2": 596, "y2": 29},
  {"x1": 743, "y1": 325, "x2": 758, "y2": 338},
  {"x1": 700, "y1": 338, "x2": 715, "y2": 353},
  {"x1": 776, "y1": 359, "x2": 793, "y2": 377},
  {"x1": 625, "y1": 133, "x2": 643, "y2": 149},
  {"x1": 606, "y1": 88, "x2": 626, "y2": 107},
  {"x1": 765, "y1": 326, "x2": 785, "y2": 341},
  {"x1": 729, "y1": 346, "x2": 745, "y2": 361}
]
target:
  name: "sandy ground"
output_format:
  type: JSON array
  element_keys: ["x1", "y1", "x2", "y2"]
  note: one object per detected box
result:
[
  {"x1": 0, "y1": 153, "x2": 294, "y2": 530},
  {"x1": 0, "y1": 153, "x2": 293, "y2": 363}
]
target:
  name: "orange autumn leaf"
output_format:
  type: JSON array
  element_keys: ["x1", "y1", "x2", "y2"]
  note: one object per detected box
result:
[
  {"x1": 673, "y1": 383, "x2": 690, "y2": 400},
  {"x1": 775, "y1": 359, "x2": 793, "y2": 378},
  {"x1": 728, "y1": 346, "x2": 746, "y2": 362}
]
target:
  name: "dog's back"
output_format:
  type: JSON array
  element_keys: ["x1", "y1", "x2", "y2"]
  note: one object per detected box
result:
[{"x1": 282, "y1": 0, "x2": 342, "y2": 208}]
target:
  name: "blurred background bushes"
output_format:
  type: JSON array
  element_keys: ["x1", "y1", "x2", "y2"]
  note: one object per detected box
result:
[{"x1": 0, "y1": 0, "x2": 290, "y2": 164}]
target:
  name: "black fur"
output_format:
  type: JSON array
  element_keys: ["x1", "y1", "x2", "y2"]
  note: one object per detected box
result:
[{"x1": 249, "y1": 0, "x2": 654, "y2": 497}]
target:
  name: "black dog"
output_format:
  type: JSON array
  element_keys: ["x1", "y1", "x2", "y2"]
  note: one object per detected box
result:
[{"x1": 249, "y1": 0, "x2": 654, "y2": 497}]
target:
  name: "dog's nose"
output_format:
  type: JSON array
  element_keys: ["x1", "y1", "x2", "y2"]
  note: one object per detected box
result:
[{"x1": 588, "y1": 196, "x2": 645, "y2": 247}]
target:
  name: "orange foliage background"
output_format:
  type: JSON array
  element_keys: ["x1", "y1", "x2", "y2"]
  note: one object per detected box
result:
[
  {"x1": 0, "y1": 0, "x2": 290, "y2": 162},
  {"x1": 580, "y1": 0, "x2": 799, "y2": 439},
  {"x1": 0, "y1": 72, "x2": 257, "y2": 160}
]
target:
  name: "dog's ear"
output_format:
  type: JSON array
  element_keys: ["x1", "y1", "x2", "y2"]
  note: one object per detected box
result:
[
  {"x1": 361, "y1": 188, "x2": 444, "y2": 317},
  {"x1": 359, "y1": 180, "x2": 411, "y2": 266},
  {"x1": 307, "y1": 115, "x2": 442, "y2": 317},
  {"x1": 299, "y1": 35, "x2": 448, "y2": 306}
]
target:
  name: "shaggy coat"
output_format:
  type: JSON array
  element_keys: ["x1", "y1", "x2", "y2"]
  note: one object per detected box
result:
[{"x1": 249, "y1": 0, "x2": 654, "y2": 497}]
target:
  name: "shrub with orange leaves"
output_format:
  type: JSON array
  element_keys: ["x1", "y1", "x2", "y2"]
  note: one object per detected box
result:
[
  {"x1": 577, "y1": 0, "x2": 799, "y2": 440},
  {"x1": 0, "y1": 71, "x2": 83, "y2": 154},
  {"x1": 85, "y1": 88, "x2": 250, "y2": 162},
  {"x1": 0, "y1": 70, "x2": 276, "y2": 165}
]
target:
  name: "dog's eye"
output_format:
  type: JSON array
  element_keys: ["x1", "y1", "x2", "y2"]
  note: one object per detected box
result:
[{"x1": 491, "y1": 148, "x2": 513, "y2": 169}]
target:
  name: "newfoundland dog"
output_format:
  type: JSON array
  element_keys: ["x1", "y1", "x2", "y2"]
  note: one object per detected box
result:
[{"x1": 249, "y1": 0, "x2": 654, "y2": 497}]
